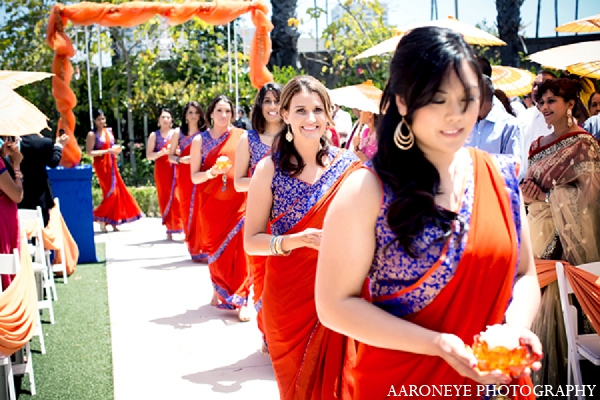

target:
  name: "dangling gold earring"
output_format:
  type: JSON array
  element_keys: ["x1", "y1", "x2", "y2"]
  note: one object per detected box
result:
[
  {"x1": 566, "y1": 109, "x2": 573, "y2": 128},
  {"x1": 393, "y1": 117, "x2": 414, "y2": 150},
  {"x1": 285, "y1": 125, "x2": 293, "y2": 142}
]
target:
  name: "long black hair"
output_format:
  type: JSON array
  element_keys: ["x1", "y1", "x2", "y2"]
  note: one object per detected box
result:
[
  {"x1": 205, "y1": 95, "x2": 234, "y2": 127},
  {"x1": 251, "y1": 82, "x2": 283, "y2": 134},
  {"x1": 180, "y1": 101, "x2": 206, "y2": 136},
  {"x1": 373, "y1": 26, "x2": 483, "y2": 258},
  {"x1": 272, "y1": 75, "x2": 332, "y2": 177}
]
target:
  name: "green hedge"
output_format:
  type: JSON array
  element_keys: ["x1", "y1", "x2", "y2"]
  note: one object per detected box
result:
[{"x1": 92, "y1": 186, "x2": 160, "y2": 217}]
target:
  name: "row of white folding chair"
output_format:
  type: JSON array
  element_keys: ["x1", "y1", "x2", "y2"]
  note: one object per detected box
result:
[
  {"x1": 555, "y1": 262, "x2": 600, "y2": 400},
  {"x1": 0, "y1": 249, "x2": 37, "y2": 398},
  {"x1": 18, "y1": 207, "x2": 56, "y2": 326}
]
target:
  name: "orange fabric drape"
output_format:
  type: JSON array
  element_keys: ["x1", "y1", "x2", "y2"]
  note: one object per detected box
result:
[
  {"x1": 21, "y1": 205, "x2": 79, "y2": 276},
  {"x1": 46, "y1": 1, "x2": 273, "y2": 168},
  {"x1": 194, "y1": 128, "x2": 249, "y2": 307},
  {"x1": 535, "y1": 259, "x2": 559, "y2": 289},
  {"x1": 263, "y1": 158, "x2": 361, "y2": 400},
  {"x1": 564, "y1": 263, "x2": 600, "y2": 335},
  {"x1": 43, "y1": 205, "x2": 79, "y2": 276},
  {"x1": 352, "y1": 150, "x2": 534, "y2": 400},
  {"x1": 0, "y1": 244, "x2": 38, "y2": 357}
]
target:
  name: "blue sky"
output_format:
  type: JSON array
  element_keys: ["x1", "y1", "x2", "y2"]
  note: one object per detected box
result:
[{"x1": 295, "y1": 0, "x2": 598, "y2": 39}]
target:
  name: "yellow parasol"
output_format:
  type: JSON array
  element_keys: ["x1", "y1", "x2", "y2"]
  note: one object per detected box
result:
[
  {"x1": 354, "y1": 16, "x2": 505, "y2": 60},
  {"x1": 528, "y1": 41, "x2": 600, "y2": 79},
  {"x1": 0, "y1": 70, "x2": 53, "y2": 136},
  {"x1": 328, "y1": 80, "x2": 383, "y2": 114},
  {"x1": 0, "y1": 70, "x2": 54, "y2": 90},
  {"x1": 555, "y1": 13, "x2": 600, "y2": 33},
  {"x1": 491, "y1": 66, "x2": 536, "y2": 97}
]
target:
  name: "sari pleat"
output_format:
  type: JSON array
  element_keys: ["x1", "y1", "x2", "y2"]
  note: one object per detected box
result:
[
  {"x1": 153, "y1": 130, "x2": 183, "y2": 234},
  {"x1": 92, "y1": 128, "x2": 143, "y2": 225},
  {"x1": 353, "y1": 149, "x2": 533, "y2": 400},
  {"x1": 176, "y1": 131, "x2": 204, "y2": 259},
  {"x1": 263, "y1": 149, "x2": 360, "y2": 400},
  {"x1": 195, "y1": 128, "x2": 249, "y2": 308}
]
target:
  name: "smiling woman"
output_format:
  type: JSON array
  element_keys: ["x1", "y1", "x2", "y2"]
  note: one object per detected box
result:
[
  {"x1": 315, "y1": 27, "x2": 542, "y2": 400},
  {"x1": 244, "y1": 76, "x2": 360, "y2": 399}
]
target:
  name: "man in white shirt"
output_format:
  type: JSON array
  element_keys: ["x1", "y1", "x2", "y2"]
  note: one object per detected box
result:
[
  {"x1": 332, "y1": 104, "x2": 353, "y2": 146},
  {"x1": 517, "y1": 70, "x2": 556, "y2": 179}
]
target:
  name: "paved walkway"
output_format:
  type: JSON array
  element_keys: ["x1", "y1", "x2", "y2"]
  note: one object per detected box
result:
[{"x1": 94, "y1": 218, "x2": 279, "y2": 399}]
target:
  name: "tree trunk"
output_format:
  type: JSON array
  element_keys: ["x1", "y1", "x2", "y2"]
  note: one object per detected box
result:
[
  {"x1": 495, "y1": 0, "x2": 525, "y2": 67},
  {"x1": 269, "y1": 0, "x2": 299, "y2": 68}
]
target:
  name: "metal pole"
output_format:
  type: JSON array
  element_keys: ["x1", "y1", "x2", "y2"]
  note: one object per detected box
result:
[
  {"x1": 575, "y1": 0, "x2": 579, "y2": 36},
  {"x1": 227, "y1": 22, "x2": 232, "y2": 93},
  {"x1": 85, "y1": 26, "x2": 93, "y2": 130},
  {"x1": 325, "y1": 0, "x2": 329, "y2": 26},
  {"x1": 314, "y1": 0, "x2": 319, "y2": 52},
  {"x1": 555, "y1": 0, "x2": 558, "y2": 37},
  {"x1": 143, "y1": 114, "x2": 148, "y2": 148},
  {"x1": 454, "y1": 0, "x2": 458, "y2": 20},
  {"x1": 535, "y1": 0, "x2": 541, "y2": 38},
  {"x1": 234, "y1": 21, "x2": 239, "y2": 117},
  {"x1": 97, "y1": 25, "x2": 103, "y2": 100}
]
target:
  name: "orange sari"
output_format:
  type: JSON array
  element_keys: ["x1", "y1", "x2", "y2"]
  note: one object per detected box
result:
[
  {"x1": 175, "y1": 130, "x2": 204, "y2": 260},
  {"x1": 92, "y1": 128, "x2": 143, "y2": 225},
  {"x1": 263, "y1": 149, "x2": 360, "y2": 400},
  {"x1": 194, "y1": 128, "x2": 249, "y2": 307},
  {"x1": 353, "y1": 149, "x2": 534, "y2": 399},
  {"x1": 153, "y1": 130, "x2": 183, "y2": 235}
]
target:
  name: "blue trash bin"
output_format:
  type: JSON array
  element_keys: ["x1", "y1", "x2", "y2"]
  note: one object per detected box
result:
[{"x1": 47, "y1": 165, "x2": 97, "y2": 263}]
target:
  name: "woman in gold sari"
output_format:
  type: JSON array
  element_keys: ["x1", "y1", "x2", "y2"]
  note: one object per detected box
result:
[{"x1": 521, "y1": 78, "x2": 600, "y2": 390}]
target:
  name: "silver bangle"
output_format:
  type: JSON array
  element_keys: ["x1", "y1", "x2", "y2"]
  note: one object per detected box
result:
[{"x1": 206, "y1": 168, "x2": 215, "y2": 179}]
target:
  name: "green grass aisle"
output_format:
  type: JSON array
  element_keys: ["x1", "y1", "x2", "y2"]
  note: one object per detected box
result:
[{"x1": 17, "y1": 243, "x2": 114, "y2": 399}]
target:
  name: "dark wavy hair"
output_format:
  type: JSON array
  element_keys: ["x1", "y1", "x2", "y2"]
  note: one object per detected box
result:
[
  {"x1": 92, "y1": 109, "x2": 105, "y2": 120},
  {"x1": 251, "y1": 82, "x2": 283, "y2": 134},
  {"x1": 588, "y1": 91, "x2": 600, "y2": 110},
  {"x1": 272, "y1": 75, "x2": 332, "y2": 177},
  {"x1": 180, "y1": 102, "x2": 206, "y2": 136},
  {"x1": 205, "y1": 95, "x2": 234, "y2": 127},
  {"x1": 372, "y1": 26, "x2": 483, "y2": 258},
  {"x1": 535, "y1": 78, "x2": 581, "y2": 104}
]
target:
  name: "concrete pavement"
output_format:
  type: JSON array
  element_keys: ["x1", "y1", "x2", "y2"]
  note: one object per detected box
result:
[{"x1": 95, "y1": 217, "x2": 279, "y2": 399}]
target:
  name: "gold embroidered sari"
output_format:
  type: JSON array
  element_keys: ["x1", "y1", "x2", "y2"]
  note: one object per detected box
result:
[
  {"x1": 526, "y1": 131, "x2": 600, "y2": 389},
  {"x1": 527, "y1": 131, "x2": 600, "y2": 265}
]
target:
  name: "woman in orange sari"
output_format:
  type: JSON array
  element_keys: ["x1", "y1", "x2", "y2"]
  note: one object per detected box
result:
[
  {"x1": 234, "y1": 82, "x2": 283, "y2": 353},
  {"x1": 168, "y1": 102, "x2": 206, "y2": 258},
  {"x1": 147, "y1": 109, "x2": 183, "y2": 240},
  {"x1": 86, "y1": 109, "x2": 142, "y2": 232},
  {"x1": 190, "y1": 95, "x2": 250, "y2": 321},
  {"x1": 245, "y1": 76, "x2": 360, "y2": 400},
  {"x1": 315, "y1": 28, "x2": 542, "y2": 400}
]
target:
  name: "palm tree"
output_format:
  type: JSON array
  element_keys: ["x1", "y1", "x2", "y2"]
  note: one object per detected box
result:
[
  {"x1": 495, "y1": 0, "x2": 525, "y2": 67},
  {"x1": 269, "y1": 0, "x2": 299, "y2": 68}
]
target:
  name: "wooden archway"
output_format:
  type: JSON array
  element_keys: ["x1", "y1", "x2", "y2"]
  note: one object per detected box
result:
[{"x1": 46, "y1": 1, "x2": 273, "y2": 168}]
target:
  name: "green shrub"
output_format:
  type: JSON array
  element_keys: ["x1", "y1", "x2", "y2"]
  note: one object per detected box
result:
[{"x1": 92, "y1": 186, "x2": 160, "y2": 217}]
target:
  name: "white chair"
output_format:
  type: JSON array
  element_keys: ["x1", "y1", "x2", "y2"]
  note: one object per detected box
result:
[
  {"x1": 0, "y1": 249, "x2": 36, "y2": 397},
  {"x1": 47, "y1": 198, "x2": 68, "y2": 285},
  {"x1": 555, "y1": 261, "x2": 600, "y2": 400},
  {"x1": 18, "y1": 207, "x2": 56, "y2": 325}
]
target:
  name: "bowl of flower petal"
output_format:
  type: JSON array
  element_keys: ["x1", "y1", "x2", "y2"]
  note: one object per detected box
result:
[
  {"x1": 215, "y1": 156, "x2": 232, "y2": 170},
  {"x1": 471, "y1": 324, "x2": 542, "y2": 378}
]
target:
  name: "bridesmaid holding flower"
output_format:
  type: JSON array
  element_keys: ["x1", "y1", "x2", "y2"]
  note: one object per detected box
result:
[{"x1": 190, "y1": 95, "x2": 251, "y2": 322}]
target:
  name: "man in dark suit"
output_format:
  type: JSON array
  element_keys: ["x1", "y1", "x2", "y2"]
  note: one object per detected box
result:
[{"x1": 18, "y1": 130, "x2": 69, "y2": 226}]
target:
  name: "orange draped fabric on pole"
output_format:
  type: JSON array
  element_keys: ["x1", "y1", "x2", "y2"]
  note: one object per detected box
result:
[
  {"x1": 564, "y1": 263, "x2": 600, "y2": 335},
  {"x1": 46, "y1": 1, "x2": 274, "y2": 168},
  {"x1": 0, "y1": 244, "x2": 38, "y2": 357}
]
